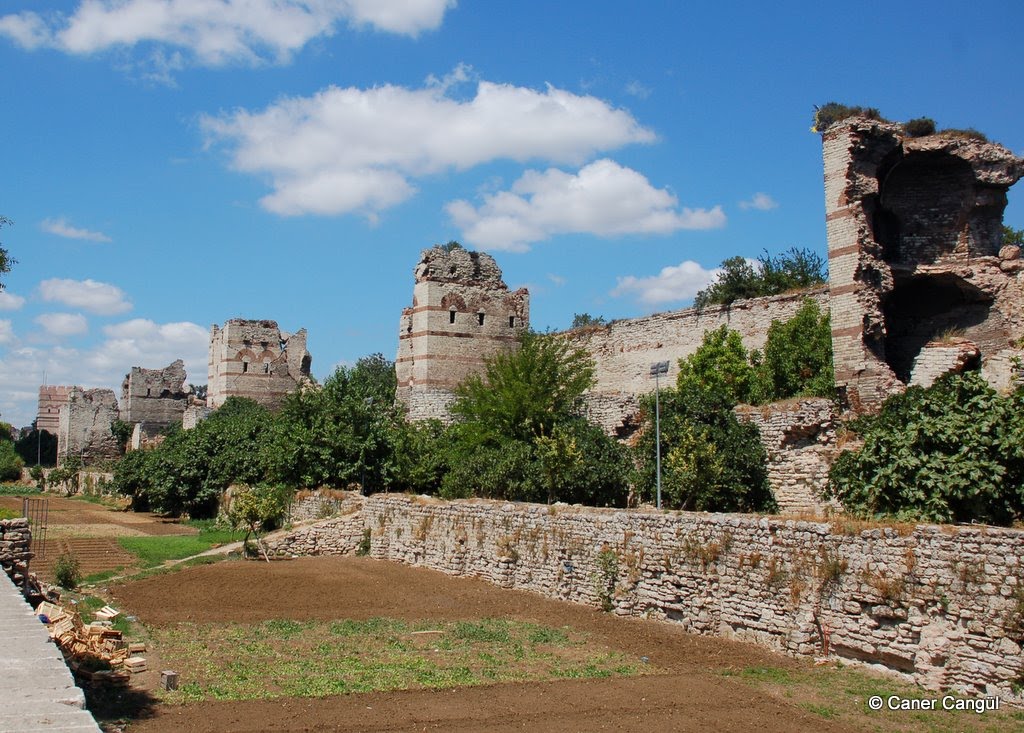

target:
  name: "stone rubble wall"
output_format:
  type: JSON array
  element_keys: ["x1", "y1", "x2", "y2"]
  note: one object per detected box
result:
[
  {"x1": 287, "y1": 490, "x2": 366, "y2": 524},
  {"x1": 565, "y1": 289, "x2": 829, "y2": 435},
  {"x1": 121, "y1": 360, "x2": 189, "y2": 437},
  {"x1": 0, "y1": 518, "x2": 33, "y2": 590},
  {"x1": 57, "y1": 388, "x2": 121, "y2": 465},
  {"x1": 266, "y1": 499, "x2": 366, "y2": 557},
  {"x1": 735, "y1": 398, "x2": 838, "y2": 516},
  {"x1": 268, "y1": 493, "x2": 1024, "y2": 702}
]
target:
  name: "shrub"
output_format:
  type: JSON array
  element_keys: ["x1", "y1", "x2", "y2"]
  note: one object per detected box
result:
[
  {"x1": 826, "y1": 372, "x2": 1024, "y2": 525},
  {"x1": 52, "y1": 553, "x2": 81, "y2": 589},
  {"x1": 811, "y1": 102, "x2": 885, "y2": 133},
  {"x1": 754, "y1": 298, "x2": 834, "y2": 402},
  {"x1": 694, "y1": 248, "x2": 826, "y2": 310},
  {"x1": 902, "y1": 117, "x2": 936, "y2": 137},
  {"x1": 0, "y1": 440, "x2": 24, "y2": 481}
]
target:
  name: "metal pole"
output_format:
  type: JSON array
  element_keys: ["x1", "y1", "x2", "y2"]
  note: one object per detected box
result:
[{"x1": 655, "y1": 370, "x2": 662, "y2": 510}]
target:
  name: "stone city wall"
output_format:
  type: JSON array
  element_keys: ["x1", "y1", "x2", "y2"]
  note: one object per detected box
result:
[
  {"x1": 735, "y1": 398, "x2": 838, "y2": 516},
  {"x1": 121, "y1": 359, "x2": 189, "y2": 441},
  {"x1": 37, "y1": 386, "x2": 71, "y2": 435},
  {"x1": 207, "y1": 319, "x2": 312, "y2": 410},
  {"x1": 57, "y1": 388, "x2": 121, "y2": 466},
  {"x1": 267, "y1": 493, "x2": 1024, "y2": 702},
  {"x1": 286, "y1": 490, "x2": 366, "y2": 524},
  {"x1": 0, "y1": 518, "x2": 32, "y2": 590},
  {"x1": 565, "y1": 289, "x2": 829, "y2": 435}
]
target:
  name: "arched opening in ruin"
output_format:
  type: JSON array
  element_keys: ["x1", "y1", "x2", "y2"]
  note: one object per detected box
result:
[
  {"x1": 875, "y1": 151, "x2": 974, "y2": 265},
  {"x1": 881, "y1": 273, "x2": 991, "y2": 383}
]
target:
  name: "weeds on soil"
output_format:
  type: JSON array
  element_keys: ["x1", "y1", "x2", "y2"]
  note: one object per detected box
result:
[
  {"x1": 53, "y1": 552, "x2": 82, "y2": 589},
  {"x1": 149, "y1": 616, "x2": 648, "y2": 703}
]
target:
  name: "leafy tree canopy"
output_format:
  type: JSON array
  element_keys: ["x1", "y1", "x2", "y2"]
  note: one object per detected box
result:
[
  {"x1": 693, "y1": 248, "x2": 826, "y2": 309},
  {"x1": 827, "y1": 373, "x2": 1024, "y2": 526},
  {"x1": 571, "y1": 313, "x2": 607, "y2": 329},
  {"x1": 1004, "y1": 225, "x2": 1024, "y2": 248}
]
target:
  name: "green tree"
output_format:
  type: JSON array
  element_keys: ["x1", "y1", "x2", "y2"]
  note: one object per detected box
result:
[
  {"x1": 571, "y1": 313, "x2": 607, "y2": 329},
  {"x1": 826, "y1": 373, "x2": 1024, "y2": 525},
  {"x1": 266, "y1": 353, "x2": 401, "y2": 491},
  {"x1": 445, "y1": 331, "x2": 629, "y2": 505},
  {"x1": 0, "y1": 440, "x2": 24, "y2": 481},
  {"x1": 15, "y1": 427, "x2": 58, "y2": 467},
  {"x1": 754, "y1": 298, "x2": 834, "y2": 402},
  {"x1": 694, "y1": 248, "x2": 826, "y2": 309},
  {"x1": 0, "y1": 216, "x2": 14, "y2": 289},
  {"x1": 452, "y1": 331, "x2": 595, "y2": 444},
  {"x1": 225, "y1": 483, "x2": 291, "y2": 561},
  {"x1": 1004, "y1": 225, "x2": 1024, "y2": 248},
  {"x1": 676, "y1": 325, "x2": 757, "y2": 405}
]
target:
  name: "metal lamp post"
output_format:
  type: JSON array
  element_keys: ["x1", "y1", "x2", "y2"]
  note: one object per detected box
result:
[{"x1": 650, "y1": 361, "x2": 669, "y2": 510}]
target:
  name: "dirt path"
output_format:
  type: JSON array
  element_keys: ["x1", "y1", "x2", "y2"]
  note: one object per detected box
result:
[{"x1": 111, "y1": 556, "x2": 860, "y2": 733}]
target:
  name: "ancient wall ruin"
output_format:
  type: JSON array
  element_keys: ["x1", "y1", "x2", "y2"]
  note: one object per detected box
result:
[
  {"x1": 0, "y1": 518, "x2": 32, "y2": 590},
  {"x1": 207, "y1": 319, "x2": 312, "y2": 410},
  {"x1": 56, "y1": 388, "x2": 121, "y2": 465},
  {"x1": 566, "y1": 289, "x2": 829, "y2": 436},
  {"x1": 822, "y1": 116, "x2": 1024, "y2": 412},
  {"x1": 735, "y1": 399, "x2": 837, "y2": 516},
  {"x1": 36, "y1": 386, "x2": 71, "y2": 435},
  {"x1": 265, "y1": 493, "x2": 1024, "y2": 703},
  {"x1": 396, "y1": 246, "x2": 529, "y2": 422},
  {"x1": 121, "y1": 359, "x2": 189, "y2": 442}
]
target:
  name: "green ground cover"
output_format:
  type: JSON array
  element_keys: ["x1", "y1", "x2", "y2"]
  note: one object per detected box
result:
[{"x1": 148, "y1": 616, "x2": 647, "y2": 703}]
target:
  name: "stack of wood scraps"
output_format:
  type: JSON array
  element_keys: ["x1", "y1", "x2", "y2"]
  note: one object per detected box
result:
[{"x1": 35, "y1": 600, "x2": 148, "y2": 684}]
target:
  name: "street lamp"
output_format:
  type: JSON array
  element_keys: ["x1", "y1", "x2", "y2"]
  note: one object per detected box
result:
[{"x1": 650, "y1": 361, "x2": 669, "y2": 510}]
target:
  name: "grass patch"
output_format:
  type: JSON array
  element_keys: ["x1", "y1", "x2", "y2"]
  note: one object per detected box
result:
[
  {"x1": 0, "y1": 483, "x2": 38, "y2": 496},
  {"x1": 118, "y1": 529, "x2": 243, "y2": 567},
  {"x1": 721, "y1": 663, "x2": 1022, "y2": 732},
  {"x1": 149, "y1": 616, "x2": 646, "y2": 704},
  {"x1": 0, "y1": 507, "x2": 20, "y2": 520}
]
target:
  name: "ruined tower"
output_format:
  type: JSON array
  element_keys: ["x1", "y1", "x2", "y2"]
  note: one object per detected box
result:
[
  {"x1": 37, "y1": 385, "x2": 71, "y2": 435},
  {"x1": 207, "y1": 319, "x2": 312, "y2": 410},
  {"x1": 822, "y1": 115, "x2": 1024, "y2": 412},
  {"x1": 121, "y1": 359, "x2": 189, "y2": 442},
  {"x1": 396, "y1": 245, "x2": 529, "y2": 421},
  {"x1": 56, "y1": 388, "x2": 121, "y2": 465}
]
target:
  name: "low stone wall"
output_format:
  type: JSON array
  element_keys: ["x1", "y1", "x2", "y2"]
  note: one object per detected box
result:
[
  {"x1": 0, "y1": 518, "x2": 33, "y2": 589},
  {"x1": 266, "y1": 499, "x2": 366, "y2": 557},
  {"x1": 269, "y1": 493, "x2": 1024, "y2": 702},
  {"x1": 287, "y1": 490, "x2": 365, "y2": 524},
  {"x1": 735, "y1": 398, "x2": 838, "y2": 516}
]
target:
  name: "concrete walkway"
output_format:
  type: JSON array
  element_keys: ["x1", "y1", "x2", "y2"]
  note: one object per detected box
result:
[{"x1": 0, "y1": 573, "x2": 101, "y2": 733}]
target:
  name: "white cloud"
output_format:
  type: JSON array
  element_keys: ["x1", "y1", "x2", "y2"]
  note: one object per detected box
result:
[
  {"x1": 41, "y1": 217, "x2": 112, "y2": 242},
  {"x1": 611, "y1": 260, "x2": 722, "y2": 306},
  {"x1": 35, "y1": 312, "x2": 89, "y2": 337},
  {"x1": 624, "y1": 80, "x2": 651, "y2": 99},
  {"x1": 547, "y1": 273, "x2": 566, "y2": 286},
  {"x1": 88, "y1": 319, "x2": 209, "y2": 375},
  {"x1": 0, "y1": 0, "x2": 455, "y2": 68},
  {"x1": 0, "y1": 319, "x2": 13, "y2": 344},
  {"x1": 446, "y1": 159, "x2": 725, "y2": 252},
  {"x1": 739, "y1": 192, "x2": 778, "y2": 211},
  {"x1": 39, "y1": 278, "x2": 132, "y2": 315},
  {"x1": 0, "y1": 292, "x2": 25, "y2": 311},
  {"x1": 201, "y1": 75, "x2": 655, "y2": 218}
]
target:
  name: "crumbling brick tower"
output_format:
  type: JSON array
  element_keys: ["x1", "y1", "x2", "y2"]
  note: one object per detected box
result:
[
  {"x1": 396, "y1": 246, "x2": 529, "y2": 422},
  {"x1": 822, "y1": 115, "x2": 1024, "y2": 412},
  {"x1": 56, "y1": 388, "x2": 121, "y2": 465},
  {"x1": 207, "y1": 319, "x2": 312, "y2": 410},
  {"x1": 121, "y1": 359, "x2": 189, "y2": 441}
]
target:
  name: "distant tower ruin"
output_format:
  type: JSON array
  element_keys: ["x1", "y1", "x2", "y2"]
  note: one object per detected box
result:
[
  {"x1": 821, "y1": 115, "x2": 1024, "y2": 412},
  {"x1": 396, "y1": 245, "x2": 529, "y2": 422},
  {"x1": 207, "y1": 319, "x2": 312, "y2": 410},
  {"x1": 37, "y1": 385, "x2": 71, "y2": 435},
  {"x1": 57, "y1": 388, "x2": 121, "y2": 465},
  {"x1": 121, "y1": 360, "x2": 189, "y2": 443}
]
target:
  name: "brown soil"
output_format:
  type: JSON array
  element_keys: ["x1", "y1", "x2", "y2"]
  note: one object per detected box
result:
[{"x1": 111, "y1": 557, "x2": 860, "y2": 733}]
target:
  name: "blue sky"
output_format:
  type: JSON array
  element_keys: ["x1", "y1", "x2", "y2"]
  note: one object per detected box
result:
[{"x1": 1, "y1": 1, "x2": 1022, "y2": 429}]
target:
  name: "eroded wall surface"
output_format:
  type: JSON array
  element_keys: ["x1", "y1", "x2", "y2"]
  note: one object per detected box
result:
[
  {"x1": 396, "y1": 246, "x2": 529, "y2": 422},
  {"x1": 266, "y1": 493, "x2": 1024, "y2": 703},
  {"x1": 207, "y1": 319, "x2": 312, "y2": 409},
  {"x1": 822, "y1": 117, "x2": 1024, "y2": 412},
  {"x1": 735, "y1": 399, "x2": 838, "y2": 516},
  {"x1": 121, "y1": 359, "x2": 189, "y2": 439},
  {"x1": 566, "y1": 289, "x2": 829, "y2": 435},
  {"x1": 56, "y1": 388, "x2": 120, "y2": 465}
]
